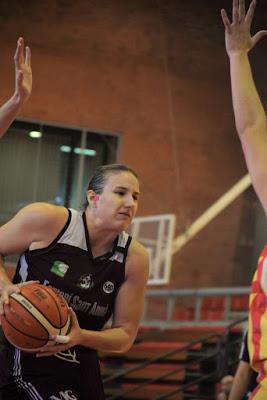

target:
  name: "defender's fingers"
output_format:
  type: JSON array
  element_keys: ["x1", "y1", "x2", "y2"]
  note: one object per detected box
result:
[
  {"x1": 245, "y1": 0, "x2": 256, "y2": 26},
  {"x1": 14, "y1": 38, "x2": 22, "y2": 67},
  {"x1": 18, "y1": 37, "x2": 25, "y2": 65},
  {"x1": 232, "y1": 0, "x2": 239, "y2": 24},
  {"x1": 14, "y1": 37, "x2": 26, "y2": 67},
  {"x1": 221, "y1": 9, "x2": 232, "y2": 33},
  {"x1": 25, "y1": 46, "x2": 31, "y2": 67},
  {"x1": 239, "y1": 0, "x2": 246, "y2": 21}
]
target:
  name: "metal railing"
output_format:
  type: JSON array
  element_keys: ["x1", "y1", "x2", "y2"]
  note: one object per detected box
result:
[
  {"x1": 102, "y1": 318, "x2": 246, "y2": 399},
  {"x1": 142, "y1": 287, "x2": 250, "y2": 328},
  {"x1": 103, "y1": 332, "x2": 222, "y2": 399}
]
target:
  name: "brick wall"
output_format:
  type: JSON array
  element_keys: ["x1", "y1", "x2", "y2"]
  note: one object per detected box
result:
[{"x1": 1, "y1": 0, "x2": 266, "y2": 288}]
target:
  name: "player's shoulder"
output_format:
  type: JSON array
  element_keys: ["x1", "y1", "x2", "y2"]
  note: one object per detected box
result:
[
  {"x1": 127, "y1": 238, "x2": 149, "y2": 275},
  {"x1": 18, "y1": 202, "x2": 66, "y2": 217},
  {"x1": 129, "y1": 238, "x2": 148, "y2": 259},
  {"x1": 16, "y1": 202, "x2": 68, "y2": 228}
]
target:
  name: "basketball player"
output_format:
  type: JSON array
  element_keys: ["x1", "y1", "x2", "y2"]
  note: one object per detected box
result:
[
  {"x1": 0, "y1": 164, "x2": 149, "y2": 400},
  {"x1": 0, "y1": 37, "x2": 32, "y2": 139},
  {"x1": 221, "y1": 0, "x2": 267, "y2": 398},
  {"x1": 0, "y1": 42, "x2": 149, "y2": 400}
]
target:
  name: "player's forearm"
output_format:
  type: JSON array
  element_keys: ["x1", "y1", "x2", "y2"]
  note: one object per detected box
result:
[
  {"x1": 0, "y1": 93, "x2": 24, "y2": 139},
  {"x1": 228, "y1": 381, "x2": 246, "y2": 400},
  {"x1": 80, "y1": 326, "x2": 135, "y2": 354},
  {"x1": 228, "y1": 363, "x2": 251, "y2": 400},
  {"x1": 229, "y1": 52, "x2": 267, "y2": 137}
]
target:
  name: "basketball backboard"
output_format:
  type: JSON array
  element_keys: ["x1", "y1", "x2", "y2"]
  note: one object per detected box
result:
[{"x1": 128, "y1": 214, "x2": 176, "y2": 285}]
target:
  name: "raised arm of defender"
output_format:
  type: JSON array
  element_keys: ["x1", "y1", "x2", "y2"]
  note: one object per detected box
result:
[
  {"x1": 221, "y1": 0, "x2": 267, "y2": 213},
  {"x1": 0, "y1": 37, "x2": 32, "y2": 138}
]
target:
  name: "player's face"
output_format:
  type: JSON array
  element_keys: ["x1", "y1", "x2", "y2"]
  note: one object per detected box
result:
[{"x1": 93, "y1": 172, "x2": 140, "y2": 231}]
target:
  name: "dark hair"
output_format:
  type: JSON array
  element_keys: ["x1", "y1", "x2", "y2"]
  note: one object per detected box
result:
[{"x1": 83, "y1": 164, "x2": 138, "y2": 209}]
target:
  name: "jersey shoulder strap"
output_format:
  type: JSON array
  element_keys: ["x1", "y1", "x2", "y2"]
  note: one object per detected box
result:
[
  {"x1": 57, "y1": 208, "x2": 87, "y2": 251},
  {"x1": 109, "y1": 232, "x2": 132, "y2": 263}
]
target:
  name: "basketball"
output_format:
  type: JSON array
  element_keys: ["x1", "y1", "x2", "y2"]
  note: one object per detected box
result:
[{"x1": 0, "y1": 283, "x2": 70, "y2": 352}]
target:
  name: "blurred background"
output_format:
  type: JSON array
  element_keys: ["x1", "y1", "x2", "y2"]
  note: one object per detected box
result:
[
  {"x1": 2, "y1": 1, "x2": 267, "y2": 398},
  {"x1": 1, "y1": 0, "x2": 267, "y2": 289}
]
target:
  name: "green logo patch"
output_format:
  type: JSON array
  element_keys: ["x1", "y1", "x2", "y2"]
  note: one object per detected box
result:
[{"x1": 50, "y1": 261, "x2": 69, "y2": 278}]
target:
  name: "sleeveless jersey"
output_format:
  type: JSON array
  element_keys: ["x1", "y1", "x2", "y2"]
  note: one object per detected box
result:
[
  {"x1": 1, "y1": 208, "x2": 132, "y2": 399},
  {"x1": 248, "y1": 245, "x2": 267, "y2": 398},
  {"x1": 13, "y1": 208, "x2": 132, "y2": 331}
]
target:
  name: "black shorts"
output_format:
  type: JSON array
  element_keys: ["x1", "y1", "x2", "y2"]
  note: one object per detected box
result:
[{"x1": 0, "y1": 345, "x2": 105, "y2": 400}]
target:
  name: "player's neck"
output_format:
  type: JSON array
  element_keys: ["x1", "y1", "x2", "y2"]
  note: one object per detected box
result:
[{"x1": 85, "y1": 211, "x2": 119, "y2": 254}]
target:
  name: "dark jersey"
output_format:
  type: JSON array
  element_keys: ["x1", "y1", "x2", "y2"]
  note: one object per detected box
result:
[
  {"x1": 1, "y1": 208, "x2": 132, "y2": 400},
  {"x1": 13, "y1": 208, "x2": 131, "y2": 331},
  {"x1": 239, "y1": 331, "x2": 250, "y2": 363}
]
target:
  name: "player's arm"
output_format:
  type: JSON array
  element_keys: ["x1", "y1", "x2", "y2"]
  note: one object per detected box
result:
[
  {"x1": 0, "y1": 37, "x2": 32, "y2": 139},
  {"x1": 38, "y1": 240, "x2": 149, "y2": 356},
  {"x1": 228, "y1": 360, "x2": 252, "y2": 400},
  {"x1": 221, "y1": 0, "x2": 267, "y2": 213},
  {"x1": 78, "y1": 240, "x2": 149, "y2": 353},
  {"x1": 0, "y1": 203, "x2": 67, "y2": 313}
]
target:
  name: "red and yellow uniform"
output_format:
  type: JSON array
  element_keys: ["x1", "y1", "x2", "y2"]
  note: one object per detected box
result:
[{"x1": 248, "y1": 246, "x2": 267, "y2": 399}]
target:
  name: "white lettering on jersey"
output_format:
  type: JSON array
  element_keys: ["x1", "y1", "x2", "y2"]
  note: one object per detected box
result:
[
  {"x1": 49, "y1": 390, "x2": 77, "y2": 400},
  {"x1": 42, "y1": 281, "x2": 109, "y2": 317},
  {"x1": 54, "y1": 349, "x2": 80, "y2": 364},
  {"x1": 72, "y1": 295, "x2": 91, "y2": 312},
  {"x1": 89, "y1": 302, "x2": 109, "y2": 317}
]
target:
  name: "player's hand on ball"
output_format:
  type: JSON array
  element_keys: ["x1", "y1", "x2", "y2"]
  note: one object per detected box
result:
[
  {"x1": 36, "y1": 308, "x2": 82, "y2": 357},
  {"x1": 0, "y1": 280, "x2": 39, "y2": 314}
]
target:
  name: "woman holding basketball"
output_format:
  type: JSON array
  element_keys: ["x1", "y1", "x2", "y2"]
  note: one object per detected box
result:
[
  {"x1": 0, "y1": 43, "x2": 149, "y2": 400},
  {"x1": 0, "y1": 37, "x2": 32, "y2": 138},
  {"x1": 0, "y1": 163, "x2": 149, "y2": 400}
]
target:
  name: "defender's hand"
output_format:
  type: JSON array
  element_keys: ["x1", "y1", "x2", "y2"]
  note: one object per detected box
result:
[
  {"x1": 221, "y1": 0, "x2": 267, "y2": 55},
  {"x1": 14, "y1": 37, "x2": 32, "y2": 103}
]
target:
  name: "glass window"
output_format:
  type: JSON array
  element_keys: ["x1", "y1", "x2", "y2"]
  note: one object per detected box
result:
[{"x1": 0, "y1": 119, "x2": 119, "y2": 262}]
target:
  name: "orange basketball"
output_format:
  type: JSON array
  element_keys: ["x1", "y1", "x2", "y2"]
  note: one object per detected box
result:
[{"x1": 0, "y1": 283, "x2": 70, "y2": 352}]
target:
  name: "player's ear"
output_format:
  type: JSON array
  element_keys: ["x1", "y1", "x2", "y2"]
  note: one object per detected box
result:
[{"x1": 86, "y1": 190, "x2": 100, "y2": 207}]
